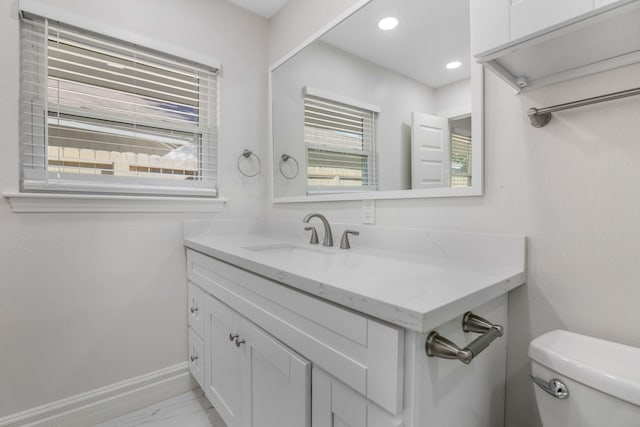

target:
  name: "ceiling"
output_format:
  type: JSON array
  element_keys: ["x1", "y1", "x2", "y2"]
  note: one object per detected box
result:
[
  {"x1": 228, "y1": 0, "x2": 470, "y2": 88},
  {"x1": 225, "y1": 0, "x2": 289, "y2": 18},
  {"x1": 320, "y1": 0, "x2": 470, "y2": 89}
]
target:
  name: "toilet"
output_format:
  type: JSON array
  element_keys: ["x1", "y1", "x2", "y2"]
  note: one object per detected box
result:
[{"x1": 529, "y1": 330, "x2": 640, "y2": 427}]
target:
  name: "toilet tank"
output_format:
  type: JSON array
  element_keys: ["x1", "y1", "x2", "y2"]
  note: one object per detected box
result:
[{"x1": 529, "y1": 330, "x2": 640, "y2": 427}]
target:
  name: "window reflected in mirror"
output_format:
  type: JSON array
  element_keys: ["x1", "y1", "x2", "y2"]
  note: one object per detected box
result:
[
  {"x1": 304, "y1": 92, "x2": 377, "y2": 192},
  {"x1": 271, "y1": 0, "x2": 481, "y2": 200}
]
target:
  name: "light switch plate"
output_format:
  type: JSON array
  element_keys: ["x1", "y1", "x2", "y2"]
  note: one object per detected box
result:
[{"x1": 362, "y1": 200, "x2": 375, "y2": 224}]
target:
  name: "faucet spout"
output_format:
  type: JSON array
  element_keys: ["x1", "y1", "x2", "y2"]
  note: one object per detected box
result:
[{"x1": 302, "y1": 213, "x2": 333, "y2": 247}]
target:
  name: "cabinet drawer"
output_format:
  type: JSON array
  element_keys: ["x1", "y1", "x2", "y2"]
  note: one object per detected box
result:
[
  {"x1": 187, "y1": 249, "x2": 404, "y2": 415},
  {"x1": 188, "y1": 281, "x2": 205, "y2": 338},
  {"x1": 188, "y1": 327, "x2": 205, "y2": 389}
]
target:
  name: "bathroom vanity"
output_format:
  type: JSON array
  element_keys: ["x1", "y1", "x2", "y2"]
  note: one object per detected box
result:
[{"x1": 184, "y1": 227, "x2": 525, "y2": 427}]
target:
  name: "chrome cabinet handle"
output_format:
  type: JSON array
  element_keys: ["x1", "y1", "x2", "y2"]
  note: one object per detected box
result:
[
  {"x1": 190, "y1": 306, "x2": 198, "y2": 314},
  {"x1": 235, "y1": 338, "x2": 246, "y2": 347},
  {"x1": 229, "y1": 333, "x2": 239, "y2": 342},
  {"x1": 531, "y1": 376, "x2": 569, "y2": 399},
  {"x1": 190, "y1": 355, "x2": 198, "y2": 362}
]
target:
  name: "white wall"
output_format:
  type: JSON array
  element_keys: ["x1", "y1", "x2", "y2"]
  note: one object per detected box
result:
[
  {"x1": 268, "y1": 0, "x2": 363, "y2": 63},
  {"x1": 268, "y1": 1, "x2": 640, "y2": 427},
  {"x1": 272, "y1": 41, "x2": 436, "y2": 195},
  {"x1": 436, "y1": 78, "x2": 472, "y2": 119},
  {"x1": 0, "y1": 0, "x2": 268, "y2": 417}
]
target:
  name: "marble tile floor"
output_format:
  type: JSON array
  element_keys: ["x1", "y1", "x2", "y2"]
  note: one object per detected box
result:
[{"x1": 95, "y1": 389, "x2": 227, "y2": 427}]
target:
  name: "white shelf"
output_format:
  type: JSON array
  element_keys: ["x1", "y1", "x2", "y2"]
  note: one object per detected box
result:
[{"x1": 475, "y1": 1, "x2": 640, "y2": 92}]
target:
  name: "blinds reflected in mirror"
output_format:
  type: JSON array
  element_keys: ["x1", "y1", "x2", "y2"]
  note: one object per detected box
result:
[
  {"x1": 451, "y1": 132, "x2": 472, "y2": 188},
  {"x1": 20, "y1": 15, "x2": 218, "y2": 196},
  {"x1": 303, "y1": 95, "x2": 377, "y2": 192}
]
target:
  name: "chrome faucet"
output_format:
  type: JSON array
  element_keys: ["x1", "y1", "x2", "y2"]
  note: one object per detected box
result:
[
  {"x1": 302, "y1": 213, "x2": 333, "y2": 247},
  {"x1": 340, "y1": 230, "x2": 359, "y2": 249}
]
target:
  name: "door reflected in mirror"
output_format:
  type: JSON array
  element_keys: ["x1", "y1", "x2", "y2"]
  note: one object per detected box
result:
[{"x1": 271, "y1": 0, "x2": 481, "y2": 201}]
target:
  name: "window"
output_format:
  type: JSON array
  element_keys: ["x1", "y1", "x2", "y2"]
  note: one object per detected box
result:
[
  {"x1": 20, "y1": 15, "x2": 218, "y2": 197},
  {"x1": 449, "y1": 117, "x2": 472, "y2": 188},
  {"x1": 303, "y1": 93, "x2": 377, "y2": 193}
]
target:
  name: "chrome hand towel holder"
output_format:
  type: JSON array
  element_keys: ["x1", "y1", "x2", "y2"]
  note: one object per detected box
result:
[
  {"x1": 426, "y1": 311, "x2": 504, "y2": 365},
  {"x1": 237, "y1": 149, "x2": 262, "y2": 177},
  {"x1": 279, "y1": 154, "x2": 299, "y2": 179}
]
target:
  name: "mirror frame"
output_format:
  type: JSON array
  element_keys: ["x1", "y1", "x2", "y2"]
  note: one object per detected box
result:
[{"x1": 268, "y1": 0, "x2": 483, "y2": 203}]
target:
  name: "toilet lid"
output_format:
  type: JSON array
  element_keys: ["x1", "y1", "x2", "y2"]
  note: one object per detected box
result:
[{"x1": 529, "y1": 330, "x2": 640, "y2": 407}]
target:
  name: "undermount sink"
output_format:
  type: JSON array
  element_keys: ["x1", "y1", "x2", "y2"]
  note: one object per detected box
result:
[
  {"x1": 242, "y1": 242, "x2": 336, "y2": 254},
  {"x1": 243, "y1": 243, "x2": 298, "y2": 252}
]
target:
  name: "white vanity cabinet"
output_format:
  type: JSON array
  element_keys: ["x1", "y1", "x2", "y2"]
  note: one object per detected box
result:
[
  {"x1": 184, "y1": 230, "x2": 525, "y2": 427},
  {"x1": 186, "y1": 249, "x2": 405, "y2": 427}
]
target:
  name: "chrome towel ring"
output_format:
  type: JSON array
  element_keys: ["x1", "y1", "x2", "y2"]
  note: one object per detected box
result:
[
  {"x1": 237, "y1": 149, "x2": 261, "y2": 177},
  {"x1": 279, "y1": 154, "x2": 299, "y2": 179}
]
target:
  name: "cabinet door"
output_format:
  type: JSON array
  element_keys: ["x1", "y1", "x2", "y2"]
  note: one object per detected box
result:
[
  {"x1": 595, "y1": 0, "x2": 639, "y2": 8},
  {"x1": 204, "y1": 295, "x2": 243, "y2": 427},
  {"x1": 246, "y1": 324, "x2": 310, "y2": 427},
  {"x1": 312, "y1": 368, "x2": 401, "y2": 427},
  {"x1": 471, "y1": 0, "x2": 510, "y2": 55},
  {"x1": 313, "y1": 368, "x2": 366, "y2": 427},
  {"x1": 510, "y1": 0, "x2": 593, "y2": 41}
]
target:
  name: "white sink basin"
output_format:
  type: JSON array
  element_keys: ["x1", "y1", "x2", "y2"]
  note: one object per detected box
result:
[{"x1": 243, "y1": 243, "x2": 337, "y2": 255}]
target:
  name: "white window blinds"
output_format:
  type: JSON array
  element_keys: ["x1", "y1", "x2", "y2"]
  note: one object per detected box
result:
[
  {"x1": 304, "y1": 95, "x2": 377, "y2": 193},
  {"x1": 20, "y1": 14, "x2": 219, "y2": 197}
]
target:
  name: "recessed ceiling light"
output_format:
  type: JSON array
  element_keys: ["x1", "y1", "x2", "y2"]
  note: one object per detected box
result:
[
  {"x1": 446, "y1": 61, "x2": 462, "y2": 70},
  {"x1": 378, "y1": 17, "x2": 398, "y2": 31}
]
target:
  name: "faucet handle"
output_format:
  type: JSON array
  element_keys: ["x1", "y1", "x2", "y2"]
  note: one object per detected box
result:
[
  {"x1": 304, "y1": 226, "x2": 319, "y2": 244},
  {"x1": 340, "y1": 230, "x2": 360, "y2": 249}
]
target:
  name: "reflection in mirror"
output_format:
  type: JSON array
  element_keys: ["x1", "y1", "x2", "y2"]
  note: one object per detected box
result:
[{"x1": 272, "y1": 0, "x2": 479, "y2": 200}]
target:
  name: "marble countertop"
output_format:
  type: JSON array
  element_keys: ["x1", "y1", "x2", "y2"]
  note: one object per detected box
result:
[{"x1": 184, "y1": 234, "x2": 526, "y2": 333}]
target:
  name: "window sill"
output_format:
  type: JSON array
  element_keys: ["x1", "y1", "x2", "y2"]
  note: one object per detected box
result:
[{"x1": 2, "y1": 192, "x2": 227, "y2": 213}]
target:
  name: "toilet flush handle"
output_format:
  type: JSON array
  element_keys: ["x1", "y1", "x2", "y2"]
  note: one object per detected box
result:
[{"x1": 531, "y1": 376, "x2": 569, "y2": 399}]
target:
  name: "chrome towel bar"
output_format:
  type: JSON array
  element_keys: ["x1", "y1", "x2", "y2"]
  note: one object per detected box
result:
[
  {"x1": 528, "y1": 86, "x2": 640, "y2": 128},
  {"x1": 426, "y1": 312, "x2": 504, "y2": 365}
]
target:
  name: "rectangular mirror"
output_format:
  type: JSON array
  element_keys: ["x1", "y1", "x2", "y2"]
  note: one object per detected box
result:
[{"x1": 270, "y1": 0, "x2": 482, "y2": 202}]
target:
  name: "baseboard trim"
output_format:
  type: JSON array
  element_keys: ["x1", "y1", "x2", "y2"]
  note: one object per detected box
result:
[{"x1": 0, "y1": 362, "x2": 197, "y2": 427}]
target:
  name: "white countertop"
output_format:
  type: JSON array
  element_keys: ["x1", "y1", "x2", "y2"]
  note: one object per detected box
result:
[{"x1": 184, "y1": 234, "x2": 526, "y2": 333}]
